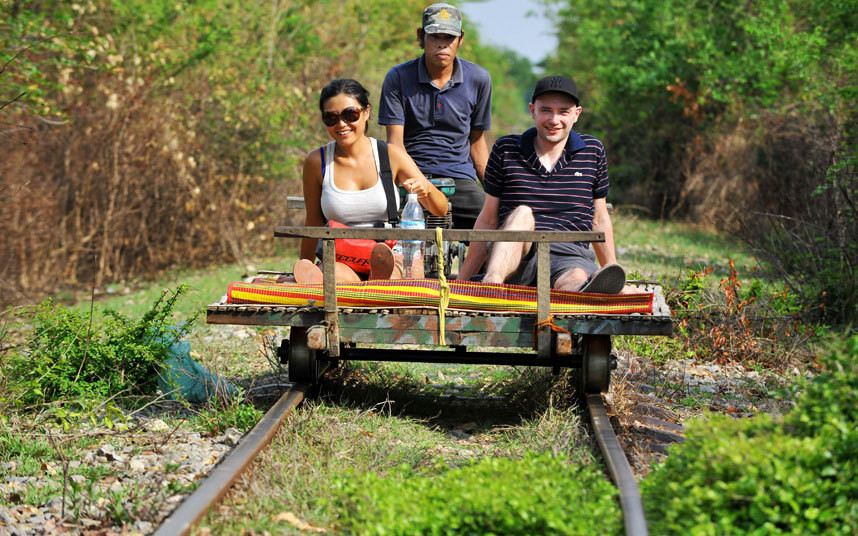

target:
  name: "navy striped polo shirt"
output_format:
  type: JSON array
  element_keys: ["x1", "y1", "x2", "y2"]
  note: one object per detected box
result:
[{"x1": 483, "y1": 127, "x2": 609, "y2": 247}]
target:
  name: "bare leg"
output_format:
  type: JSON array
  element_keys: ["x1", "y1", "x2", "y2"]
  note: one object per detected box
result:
[
  {"x1": 333, "y1": 262, "x2": 362, "y2": 282},
  {"x1": 293, "y1": 259, "x2": 363, "y2": 283},
  {"x1": 483, "y1": 205, "x2": 535, "y2": 284},
  {"x1": 553, "y1": 267, "x2": 589, "y2": 292}
]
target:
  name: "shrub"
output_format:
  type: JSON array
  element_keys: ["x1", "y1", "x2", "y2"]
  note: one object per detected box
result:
[
  {"x1": 740, "y1": 151, "x2": 858, "y2": 327},
  {"x1": 545, "y1": 0, "x2": 857, "y2": 218},
  {"x1": 642, "y1": 335, "x2": 858, "y2": 535},
  {"x1": 5, "y1": 286, "x2": 193, "y2": 406},
  {"x1": 1, "y1": 0, "x2": 536, "y2": 307},
  {"x1": 331, "y1": 453, "x2": 621, "y2": 535},
  {"x1": 662, "y1": 263, "x2": 814, "y2": 366}
]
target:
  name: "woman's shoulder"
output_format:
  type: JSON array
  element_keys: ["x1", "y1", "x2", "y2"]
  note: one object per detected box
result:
[{"x1": 303, "y1": 145, "x2": 326, "y2": 165}]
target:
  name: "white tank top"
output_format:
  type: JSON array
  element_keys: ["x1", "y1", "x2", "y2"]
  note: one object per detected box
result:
[{"x1": 319, "y1": 138, "x2": 399, "y2": 226}]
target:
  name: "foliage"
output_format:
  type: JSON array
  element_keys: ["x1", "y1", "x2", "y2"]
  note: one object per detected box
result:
[
  {"x1": 740, "y1": 150, "x2": 858, "y2": 326},
  {"x1": 4, "y1": 286, "x2": 193, "y2": 406},
  {"x1": 660, "y1": 261, "x2": 815, "y2": 366},
  {"x1": 332, "y1": 452, "x2": 621, "y2": 535},
  {"x1": 642, "y1": 334, "x2": 858, "y2": 535},
  {"x1": 785, "y1": 335, "x2": 858, "y2": 441},
  {"x1": 1, "y1": 0, "x2": 534, "y2": 304},
  {"x1": 544, "y1": 0, "x2": 857, "y2": 219},
  {"x1": 197, "y1": 400, "x2": 262, "y2": 435}
]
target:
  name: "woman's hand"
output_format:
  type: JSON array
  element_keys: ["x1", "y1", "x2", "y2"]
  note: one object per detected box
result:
[{"x1": 401, "y1": 176, "x2": 433, "y2": 199}]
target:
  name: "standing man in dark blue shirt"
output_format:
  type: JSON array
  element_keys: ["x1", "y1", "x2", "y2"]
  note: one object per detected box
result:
[
  {"x1": 457, "y1": 75, "x2": 631, "y2": 294},
  {"x1": 378, "y1": 3, "x2": 492, "y2": 231}
]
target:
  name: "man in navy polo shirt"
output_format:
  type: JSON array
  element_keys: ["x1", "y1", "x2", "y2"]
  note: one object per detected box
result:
[
  {"x1": 378, "y1": 3, "x2": 491, "y2": 231},
  {"x1": 457, "y1": 75, "x2": 630, "y2": 294}
]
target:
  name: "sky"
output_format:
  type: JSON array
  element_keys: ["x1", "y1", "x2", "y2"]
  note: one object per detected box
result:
[{"x1": 460, "y1": 0, "x2": 558, "y2": 64}]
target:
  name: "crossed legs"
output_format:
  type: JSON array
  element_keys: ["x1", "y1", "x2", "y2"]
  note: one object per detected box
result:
[{"x1": 292, "y1": 243, "x2": 401, "y2": 284}]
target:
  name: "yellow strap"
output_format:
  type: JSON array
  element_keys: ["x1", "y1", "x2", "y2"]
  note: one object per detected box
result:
[{"x1": 435, "y1": 227, "x2": 451, "y2": 345}]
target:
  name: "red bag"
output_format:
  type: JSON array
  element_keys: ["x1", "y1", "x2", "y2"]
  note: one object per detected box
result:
[{"x1": 327, "y1": 221, "x2": 397, "y2": 274}]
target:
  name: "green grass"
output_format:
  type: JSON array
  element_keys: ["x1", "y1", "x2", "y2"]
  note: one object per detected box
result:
[
  {"x1": 613, "y1": 208, "x2": 759, "y2": 281},
  {"x1": 196, "y1": 394, "x2": 600, "y2": 535},
  {"x1": 86, "y1": 251, "x2": 296, "y2": 320}
]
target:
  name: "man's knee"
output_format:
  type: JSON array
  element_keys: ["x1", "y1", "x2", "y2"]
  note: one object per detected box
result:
[
  {"x1": 502, "y1": 205, "x2": 535, "y2": 230},
  {"x1": 554, "y1": 267, "x2": 588, "y2": 292}
]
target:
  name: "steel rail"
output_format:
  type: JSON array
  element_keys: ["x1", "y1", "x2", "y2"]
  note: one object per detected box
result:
[
  {"x1": 586, "y1": 393, "x2": 649, "y2": 536},
  {"x1": 154, "y1": 384, "x2": 309, "y2": 536}
]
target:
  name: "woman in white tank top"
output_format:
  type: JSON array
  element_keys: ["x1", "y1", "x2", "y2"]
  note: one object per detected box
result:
[{"x1": 294, "y1": 79, "x2": 448, "y2": 283}]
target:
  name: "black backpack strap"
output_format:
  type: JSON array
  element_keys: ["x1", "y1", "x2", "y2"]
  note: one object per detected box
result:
[{"x1": 375, "y1": 139, "x2": 400, "y2": 225}]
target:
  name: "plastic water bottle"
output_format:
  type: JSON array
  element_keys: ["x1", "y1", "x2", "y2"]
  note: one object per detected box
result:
[{"x1": 399, "y1": 193, "x2": 425, "y2": 278}]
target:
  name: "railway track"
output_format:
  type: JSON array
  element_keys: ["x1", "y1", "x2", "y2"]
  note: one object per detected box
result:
[
  {"x1": 151, "y1": 378, "x2": 664, "y2": 536},
  {"x1": 153, "y1": 384, "x2": 309, "y2": 536}
]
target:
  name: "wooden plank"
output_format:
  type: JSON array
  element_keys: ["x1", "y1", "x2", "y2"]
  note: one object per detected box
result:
[
  {"x1": 536, "y1": 242, "x2": 551, "y2": 358},
  {"x1": 274, "y1": 226, "x2": 604, "y2": 244},
  {"x1": 322, "y1": 239, "x2": 340, "y2": 356},
  {"x1": 287, "y1": 197, "x2": 306, "y2": 210}
]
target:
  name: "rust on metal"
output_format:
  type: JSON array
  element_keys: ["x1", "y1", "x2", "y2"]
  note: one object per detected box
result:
[
  {"x1": 154, "y1": 385, "x2": 308, "y2": 536},
  {"x1": 587, "y1": 393, "x2": 649, "y2": 536},
  {"x1": 555, "y1": 332, "x2": 572, "y2": 355},
  {"x1": 306, "y1": 325, "x2": 327, "y2": 350}
]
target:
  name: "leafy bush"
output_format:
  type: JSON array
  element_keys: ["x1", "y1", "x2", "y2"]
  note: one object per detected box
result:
[
  {"x1": 661, "y1": 262, "x2": 814, "y2": 366},
  {"x1": 740, "y1": 151, "x2": 858, "y2": 326},
  {"x1": 642, "y1": 335, "x2": 858, "y2": 535},
  {"x1": 1, "y1": 0, "x2": 537, "y2": 306},
  {"x1": 5, "y1": 286, "x2": 193, "y2": 406},
  {"x1": 545, "y1": 0, "x2": 857, "y2": 217},
  {"x1": 331, "y1": 453, "x2": 621, "y2": 535}
]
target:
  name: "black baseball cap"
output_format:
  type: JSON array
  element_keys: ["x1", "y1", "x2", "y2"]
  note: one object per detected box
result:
[{"x1": 531, "y1": 75, "x2": 579, "y2": 105}]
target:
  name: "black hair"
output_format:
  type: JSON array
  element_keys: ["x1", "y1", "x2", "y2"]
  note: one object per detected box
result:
[{"x1": 318, "y1": 78, "x2": 371, "y2": 111}]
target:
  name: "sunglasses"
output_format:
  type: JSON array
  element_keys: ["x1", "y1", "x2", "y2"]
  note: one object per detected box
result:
[{"x1": 321, "y1": 106, "x2": 364, "y2": 127}]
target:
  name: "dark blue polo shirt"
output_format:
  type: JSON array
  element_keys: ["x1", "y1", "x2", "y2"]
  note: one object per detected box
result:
[
  {"x1": 483, "y1": 127, "x2": 609, "y2": 247},
  {"x1": 378, "y1": 56, "x2": 492, "y2": 181}
]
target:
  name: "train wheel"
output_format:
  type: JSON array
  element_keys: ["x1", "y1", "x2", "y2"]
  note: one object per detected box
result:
[
  {"x1": 288, "y1": 328, "x2": 320, "y2": 385},
  {"x1": 581, "y1": 335, "x2": 611, "y2": 393}
]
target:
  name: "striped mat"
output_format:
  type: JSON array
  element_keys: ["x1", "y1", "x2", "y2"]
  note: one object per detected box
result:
[{"x1": 227, "y1": 279, "x2": 653, "y2": 315}]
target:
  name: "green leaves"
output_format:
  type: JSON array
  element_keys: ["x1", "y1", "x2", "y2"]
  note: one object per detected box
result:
[
  {"x1": 333, "y1": 452, "x2": 622, "y2": 535},
  {"x1": 6, "y1": 286, "x2": 194, "y2": 406},
  {"x1": 642, "y1": 334, "x2": 858, "y2": 535}
]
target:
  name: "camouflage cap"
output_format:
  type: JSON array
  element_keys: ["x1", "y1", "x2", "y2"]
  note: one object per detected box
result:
[{"x1": 422, "y1": 3, "x2": 462, "y2": 36}]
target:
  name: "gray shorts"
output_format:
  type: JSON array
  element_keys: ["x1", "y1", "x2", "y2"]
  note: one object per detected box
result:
[{"x1": 506, "y1": 242, "x2": 598, "y2": 287}]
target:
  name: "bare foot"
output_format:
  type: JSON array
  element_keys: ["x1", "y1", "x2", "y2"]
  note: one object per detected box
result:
[
  {"x1": 293, "y1": 259, "x2": 323, "y2": 284},
  {"x1": 369, "y1": 243, "x2": 395, "y2": 280},
  {"x1": 620, "y1": 284, "x2": 647, "y2": 294}
]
